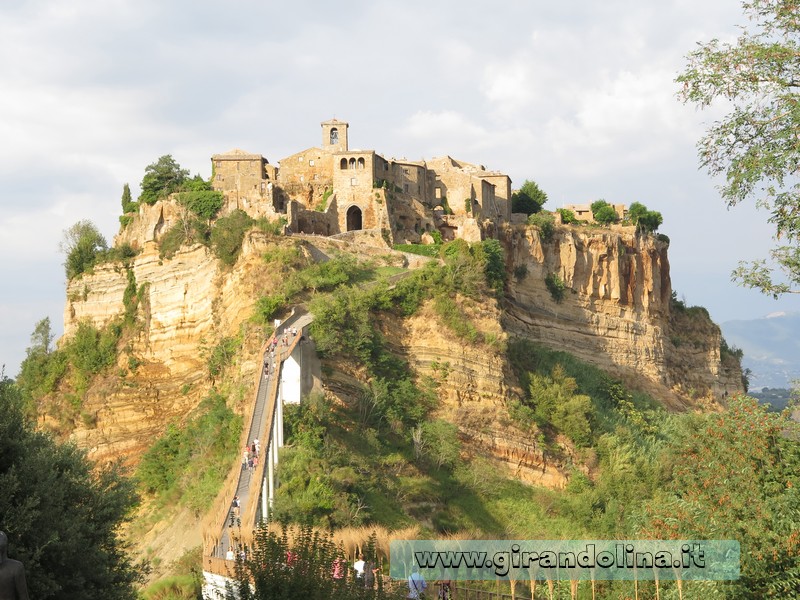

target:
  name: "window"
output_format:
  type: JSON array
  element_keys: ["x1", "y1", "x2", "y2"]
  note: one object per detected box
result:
[
  {"x1": 300, "y1": 175, "x2": 305, "y2": 182},
  {"x1": 298, "y1": 156, "x2": 304, "y2": 162},
  {"x1": 435, "y1": 188, "x2": 442, "y2": 199},
  {"x1": 357, "y1": 157, "x2": 365, "y2": 169},
  {"x1": 403, "y1": 168, "x2": 409, "y2": 175},
  {"x1": 309, "y1": 159, "x2": 315, "y2": 166},
  {"x1": 340, "y1": 158, "x2": 347, "y2": 169},
  {"x1": 349, "y1": 158, "x2": 356, "y2": 170},
  {"x1": 330, "y1": 128, "x2": 338, "y2": 145},
  {"x1": 404, "y1": 184, "x2": 409, "y2": 193},
  {"x1": 351, "y1": 178, "x2": 357, "y2": 186}
]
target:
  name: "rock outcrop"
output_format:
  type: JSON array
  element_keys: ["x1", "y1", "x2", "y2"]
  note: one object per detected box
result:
[{"x1": 501, "y1": 222, "x2": 742, "y2": 407}]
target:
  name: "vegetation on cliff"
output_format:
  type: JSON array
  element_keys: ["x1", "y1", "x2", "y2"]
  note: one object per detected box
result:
[{"x1": 0, "y1": 375, "x2": 141, "y2": 600}]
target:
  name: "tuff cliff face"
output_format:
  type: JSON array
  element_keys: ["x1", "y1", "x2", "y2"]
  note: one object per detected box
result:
[
  {"x1": 55, "y1": 200, "x2": 741, "y2": 473},
  {"x1": 501, "y1": 223, "x2": 742, "y2": 408},
  {"x1": 59, "y1": 231, "x2": 281, "y2": 462}
]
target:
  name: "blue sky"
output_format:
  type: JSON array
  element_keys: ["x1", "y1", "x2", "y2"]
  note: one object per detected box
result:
[{"x1": 1, "y1": 0, "x2": 797, "y2": 376}]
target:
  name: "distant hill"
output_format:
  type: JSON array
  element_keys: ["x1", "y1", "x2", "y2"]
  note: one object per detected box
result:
[{"x1": 721, "y1": 312, "x2": 800, "y2": 389}]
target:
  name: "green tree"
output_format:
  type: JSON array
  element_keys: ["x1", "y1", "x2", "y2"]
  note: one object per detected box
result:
[
  {"x1": 121, "y1": 183, "x2": 137, "y2": 214},
  {"x1": 0, "y1": 375, "x2": 141, "y2": 599},
  {"x1": 642, "y1": 396, "x2": 800, "y2": 597},
  {"x1": 138, "y1": 155, "x2": 189, "y2": 205},
  {"x1": 678, "y1": 0, "x2": 800, "y2": 297},
  {"x1": 627, "y1": 201, "x2": 649, "y2": 224},
  {"x1": 511, "y1": 180, "x2": 548, "y2": 215},
  {"x1": 637, "y1": 210, "x2": 663, "y2": 233},
  {"x1": 593, "y1": 205, "x2": 618, "y2": 225},
  {"x1": 60, "y1": 220, "x2": 108, "y2": 279}
]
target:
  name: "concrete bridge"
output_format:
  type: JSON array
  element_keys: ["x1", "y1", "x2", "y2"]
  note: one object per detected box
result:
[{"x1": 201, "y1": 310, "x2": 315, "y2": 599}]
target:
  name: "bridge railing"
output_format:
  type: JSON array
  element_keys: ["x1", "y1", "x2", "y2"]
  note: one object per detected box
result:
[
  {"x1": 201, "y1": 335, "x2": 272, "y2": 558},
  {"x1": 203, "y1": 316, "x2": 307, "y2": 568}
]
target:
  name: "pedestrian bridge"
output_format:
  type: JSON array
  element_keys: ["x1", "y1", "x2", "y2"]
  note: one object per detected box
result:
[{"x1": 201, "y1": 310, "x2": 315, "y2": 599}]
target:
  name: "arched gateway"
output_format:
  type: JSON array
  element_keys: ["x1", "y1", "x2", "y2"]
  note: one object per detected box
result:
[{"x1": 346, "y1": 205, "x2": 363, "y2": 231}]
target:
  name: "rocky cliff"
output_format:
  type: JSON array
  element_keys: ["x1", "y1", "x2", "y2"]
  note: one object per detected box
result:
[
  {"x1": 54, "y1": 199, "x2": 741, "y2": 474},
  {"x1": 501, "y1": 222, "x2": 742, "y2": 408}
]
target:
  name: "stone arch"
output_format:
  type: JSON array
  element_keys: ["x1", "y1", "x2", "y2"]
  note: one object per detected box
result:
[
  {"x1": 357, "y1": 157, "x2": 365, "y2": 169},
  {"x1": 349, "y1": 157, "x2": 356, "y2": 170},
  {"x1": 340, "y1": 157, "x2": 347, "y2": 170},
  {"x1": 330, "y1": 128, "x2": 338, "y2": 145},
  {"x1": 346, "y1": 205, "x2": 363, "y2": 231}
]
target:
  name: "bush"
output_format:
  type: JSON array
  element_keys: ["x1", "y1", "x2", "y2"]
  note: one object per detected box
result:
[
  {"x1": 176, "y1": 190, "x2": 224, "y2": 220},
  {"x1": 477, "y1": 238, "x2": 506, "y2": 294},
  {"x1": 256, "y1": 217, "x2": 287, "y2": 235},
  {"x1": 593, "y1": 205, "x2": 618, "y2": 224},
  {"x1": 206, "y1": 336, "x2": 240, "y2": 380},
  {"x1": 136, "y1": 392, "x2": 241, "y2": 511},
  {"x1": 527, "y1": 212, "x2": 555, "y2": 241},
  {"x1": 60, "y1": 220, "x2": 108, "y2": 279},
  {"x1": 545, "y1": 272, "x2": 566, "y2": 302},
  {"x1": 557, "y1": 208, "x2": 578, "y2": 224},
  {"x1": 210, "y1": 209, "x2": 254, "y2": 266}
]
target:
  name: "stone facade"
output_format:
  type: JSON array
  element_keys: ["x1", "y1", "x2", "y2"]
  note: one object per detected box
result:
[
  {"x1": 210, "y1": 119, "x2": 513, "y2": 245},
  {"x1": 562, "y1": 203, "x2": 627, "y2": 223}
]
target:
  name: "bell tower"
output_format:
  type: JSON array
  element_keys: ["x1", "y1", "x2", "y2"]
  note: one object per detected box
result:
[{"x1": 321, "y1": 119, "x2": 348, "y2": 153}]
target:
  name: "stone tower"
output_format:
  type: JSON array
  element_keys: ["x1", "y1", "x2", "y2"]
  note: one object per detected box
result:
[{"x1": 321, "y1": 119, "x2": 348, "y2": 153}]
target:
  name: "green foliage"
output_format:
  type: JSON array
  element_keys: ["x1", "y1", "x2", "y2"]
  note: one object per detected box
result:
[
  {"x1": 0, "y1": 375, "x2": 141, "y2": 600},
  {"x1": 627, "y1": 201, "x2": 663, "y2": 233},
  {"x1": 176, "y1": 190, "x2": 224, "y2": 220},
  {"x1": 205, "y1": 335, "x2": 240, "y2": 380},
  {"x1": 316, "y1": 187, "x2": 333, "y2": 211},
  {"x1": 122, "y1": 267, "x2": 138, "y2": 326},
  {"x1": 464, "y1": 197, "x2": 472, "y2": 213},
  {"x1": 182, "y1": 173, "x2": 212, "y2": 192},
  {"x1": 513, "y1": 264, "x2": 528, "y2": 281},
  {"x1": 118, "y1": 214, "x2": 133, "y2": 228},
  {"x1": 254, "y1": 293, "x2": 288, "y2": 323},
  {"x1": 60, "y1": 220, "x2": 108, "y2": 279},
  {"x1": 231, "y1": 523, "x2": 401, "y2": 600},
  {"x1": 210, "y1": 209, "x2": 254, "y2": 266},
  {"x1": 433, "y1": 295, "x2": 479, "y2": 343},
  {"x1": 121, "y1": 183, "x2": 137, "y2": 214},
  {"x1": 556, "y1": 208, "x2": 578, "y2": 224},
  {"x1": 527, "y1": 211, "x2": 555, "y2": 241},
  {"x1": 476, "y1": 238, "x2": 506, "y2": 294},
  {"x1": 136, "y1": 392, "x2": 241, "y2": 512},
  {"x1": 393, "y1": 243, "x2": 440, "y2": 257},
  {"x1": 417, "y1": 419, "x2": 461, "y2": 468},
  {"x1": 512, "y1": 180, "x2": 548, "y2": 215},
  {"x1": 255, "y1": 216, "x2": 287, "y2": 235},
  {"x1": 529, "y1": 366, "x2": 593, "y2": 446},
  {"x1": 678, "y1": 0, "x2": 800, "y2": 297},
  {"x1": 544, "y1": 272, "x2": 566, "y2": 302},
  {"x1": 591, "y1": 199, "x2": 610, "y2": 215},
  {"x1": 720, "y1": 337, "x2": 744, "y2": 361},
  {"x1": 593, "y1": 204, "x2": 619, "y2": 224},
  {"x1": 642, "y1": 396, "x2": 800, "y2": 597},
  {"x1": 139, "y1": 155, "x2": 189, "y2": 205}
]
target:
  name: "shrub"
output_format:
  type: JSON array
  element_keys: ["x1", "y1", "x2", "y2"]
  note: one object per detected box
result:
[
  {"x1": 593, "y1": 205, "x2": 619, "y2": 224},
  {"x1": 545, "y1": 272, "x2": 566, "y2": 302},
  {"x1": 513, "y1": 264, "x2": 528, "y2": 281},
  {"x1": 256, "y1": 216, "x2": 287, "y2": 235},
  {"x1": 176, "y1": 190, "x2": 224, "y2": 220},
  {"x1": 477, "y1": 238, "x2": 506, "y2": 294},
  {"x1": 136, "y1": 392, "x2": 241, "y2": 511},
  {"x1": 527, "y1": 212, "x2": 555, "y2": 241},
  {"x1": 210, "y1": 209, "x2": 254, "y2": 266},
  {"x1": 119, "y1": 214, "x2": 133, "y2": 228},
  {"x1": 206, "y1": 335, "x2": 240, "y2": 380},
  {"x1": 60, "y1": 220, "x2": 108, "y2": 279},
  {"x1": 393, "y1": 244, "x2": 440, "y2": 257},
  {"x1": 557, "y1": 208, "x2": 578, "y2": 224},
  {"x1": 254, "y1": 293, "x2": 288, "y2": 324}
]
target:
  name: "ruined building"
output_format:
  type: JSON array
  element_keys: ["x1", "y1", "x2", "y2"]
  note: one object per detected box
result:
[{"x1": 211, "y1": 119, "x2": 512, "y2": 244}]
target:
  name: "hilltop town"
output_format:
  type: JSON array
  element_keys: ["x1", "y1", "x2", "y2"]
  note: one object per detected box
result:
[{"x1": 211, "y1": 118, "x2": 512, "y2": 244}]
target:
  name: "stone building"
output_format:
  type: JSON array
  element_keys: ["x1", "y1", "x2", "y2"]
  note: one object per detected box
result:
[
  {"x1": 562, "y1": 203, "x2": 627, "y2": 223},
  {"x1": 211, "y1": 119, "x2": 513, "y2": 245}
]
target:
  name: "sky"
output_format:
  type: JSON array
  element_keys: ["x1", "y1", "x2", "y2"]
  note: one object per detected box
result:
[{"x1": 1, "y1": 0, "x2": 797, "y2": 377}]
